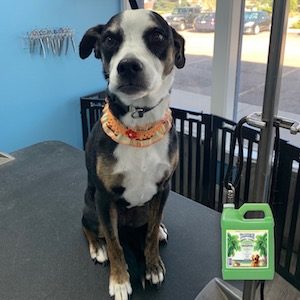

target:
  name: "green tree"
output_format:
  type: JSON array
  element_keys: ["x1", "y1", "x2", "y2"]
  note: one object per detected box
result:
[
  {"x1": 256, "y1": 0, "x2": 272, "y2": 7},
  {"x1": 254, "y1": 233, "x2": 268, "y2": 257},
  {"x1": 290, "y1": 0, "x2": 298, "y2": 13},
  {"x1": 227, "y1": 233, "x2": 241, "y2": 257},
  {"x1": 153, "y1": 0, "x2": 190, "y2": 13},
  {"x1": 250, "y1": 0, "x2": 298, "y2": 13},
  {"x1": 201, "y1": 0, "x2": 216, "y2": 10}
]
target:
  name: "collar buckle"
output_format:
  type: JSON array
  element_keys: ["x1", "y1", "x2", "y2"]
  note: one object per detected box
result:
[{"x1": 129, "y1": 106, "x2": 145, "y2": 118}]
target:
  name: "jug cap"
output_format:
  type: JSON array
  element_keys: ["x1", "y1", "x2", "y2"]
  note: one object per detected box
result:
[{"x1": 223, "y1": 203, "x2": 235, "y2": 209}]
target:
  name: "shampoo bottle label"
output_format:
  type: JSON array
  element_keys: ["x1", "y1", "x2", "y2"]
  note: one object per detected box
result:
[{"x1": 226, "y1": 230, "x2": 269, "y2": 269}]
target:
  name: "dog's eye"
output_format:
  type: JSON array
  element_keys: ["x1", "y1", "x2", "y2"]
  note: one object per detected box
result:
[
  {"x1": 151, "y1": 31, "x2": 165, "y2": 43},
  {"x1": 103, "y1": 35, "x2": 118, "y2": 48}
]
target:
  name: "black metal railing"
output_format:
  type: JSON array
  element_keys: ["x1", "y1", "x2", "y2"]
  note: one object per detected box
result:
[
  {"x1": 272, "y1": 141, "x2": 300, "y2": 290},
  {"x1": 80, "y1": 92, "x2": 300, "y2": 291},
  {"x1": 171, "y1": 108, "x2": 260, "y2": 211}
]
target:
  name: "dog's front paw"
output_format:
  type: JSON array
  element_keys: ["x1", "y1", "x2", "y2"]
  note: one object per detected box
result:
[
  {"x1": 145, "y1": 257, "x2": 166, "y2": 285},
  {"x1": 109, "y1": 274, "x2": 132, "y2": 300},
  {"x1": 89, "y1": 240, "x2": 108, "y2": 264}
]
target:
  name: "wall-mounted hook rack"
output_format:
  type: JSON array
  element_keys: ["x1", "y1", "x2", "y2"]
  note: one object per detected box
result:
[{"x1": 24, "y1": 27, "x2": 76, "y2": 58}]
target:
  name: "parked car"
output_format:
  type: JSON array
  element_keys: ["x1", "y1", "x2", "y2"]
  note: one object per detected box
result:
[
  {"x1": 166, "y1": 6, "x2": 201, "y2": 31},
  {"x1": 243, "y1": 11, "x2": 271, "y2": 35},
  {"x1": 194, "y1": 12, "x2": 216, "y2": 32}
]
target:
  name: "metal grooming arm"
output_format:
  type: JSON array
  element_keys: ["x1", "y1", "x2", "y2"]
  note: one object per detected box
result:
[
  {"x1": 238, "y1": 0, "x2": 289, "y2": 299},
  {"x1": 246, "y1": 112, "x2": 300, "y2": 135},
  {"x1": 129, "y1": 0, "x2": 139, "y2": 9}
]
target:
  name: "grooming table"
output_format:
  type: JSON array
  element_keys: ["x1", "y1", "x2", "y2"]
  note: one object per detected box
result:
[{"x1": 0, "y1": 141, "x2": 241, "y2": 300}]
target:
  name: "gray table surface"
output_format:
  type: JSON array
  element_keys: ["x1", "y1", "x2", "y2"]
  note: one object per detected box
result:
[{"x1": 0, "y1": 141, "x2": 230, "y2": 300}]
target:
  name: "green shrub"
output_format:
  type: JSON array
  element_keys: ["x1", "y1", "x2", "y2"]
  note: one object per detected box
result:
[
  {"x1": 291, "y1": 20, "x2": 300, "y2": 29},
  {"x1": 153, "y1": 0, "x2": 190, "y2": 14},
  {"x1": 154, "y1": 1, "x2": 176, "y2": 13}
]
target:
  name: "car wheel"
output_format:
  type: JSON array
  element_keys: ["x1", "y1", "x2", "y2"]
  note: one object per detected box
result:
[
  {"x1": 179, "y1": 22, "x2": 186, "y2": 31},
  {"x1": 253, "y1": 25, "x2": 260, "y2": 35}
]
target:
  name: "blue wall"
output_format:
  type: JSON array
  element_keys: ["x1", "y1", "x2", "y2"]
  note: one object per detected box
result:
[{"x1": 0, "y1": 0, "x2": 120, "y2": 152}]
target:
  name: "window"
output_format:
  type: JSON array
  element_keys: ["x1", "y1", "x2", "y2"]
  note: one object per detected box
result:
[
  {"x1": 121, "y1": 1, "x2": 300, "y2": 148},
  {"x1": 238, "y1": 1, "x2": 300, "y2": 147},
  {"x1": 144, "y1": 0, "x2": 216, "y2": 113}
]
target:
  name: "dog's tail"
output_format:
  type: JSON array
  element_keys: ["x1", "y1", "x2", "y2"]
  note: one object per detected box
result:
[{"x1": 119, "y1": 225, "x2": 147, "y2": 288}]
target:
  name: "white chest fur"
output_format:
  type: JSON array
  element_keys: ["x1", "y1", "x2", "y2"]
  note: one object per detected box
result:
[{"x1": 113, "y1": 136, "x2": 170, "y2": 208}]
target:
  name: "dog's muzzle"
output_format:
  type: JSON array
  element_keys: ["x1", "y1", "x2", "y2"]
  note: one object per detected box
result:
[{"x1": 117, "y1": 58, "x2": 147, "y2": 95}]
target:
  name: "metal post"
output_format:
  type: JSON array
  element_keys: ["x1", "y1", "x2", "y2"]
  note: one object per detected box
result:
[
  {"x1": 252, "y1": 0, "x2": 289, "y2": 204},
  {"x1": 243, "y1": 0, "x2": 289, "y2": 299},
  {"x1": 233, "y1": 0, "x2": 246, "y2": 122}
]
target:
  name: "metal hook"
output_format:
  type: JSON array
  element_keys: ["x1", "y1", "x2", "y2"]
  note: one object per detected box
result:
[{"x1": 226, "y1": 183, "x2": 235, "y2": 203}]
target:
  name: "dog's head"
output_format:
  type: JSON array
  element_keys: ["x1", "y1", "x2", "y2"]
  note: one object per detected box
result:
[
  {"x1": 79, "y1": 9, "x2": 185, "y2": 104},
  {"x1": 251, "y1": 254, "x2": 260, "y2": 264}
]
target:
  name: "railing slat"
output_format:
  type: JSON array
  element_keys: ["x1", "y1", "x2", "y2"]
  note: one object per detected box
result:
[
  {"x1": 244, "y1": 140, "x2": 253, "y2": 202},
  {"x1": 218, "y1": 128, "x2": 228, "y2": 211},
  {"x1": 187, "y1": 121, "x2": 193, "y2": 199},
  {"x1": 284, "y1": 166, "x2": 300, "y2": 272},
  {"x1": 179, "y1": 118, "x2": 185, "y2": 195},
  {"x1": 195, "y1": 122, "x2": 202, "y2": 202}
]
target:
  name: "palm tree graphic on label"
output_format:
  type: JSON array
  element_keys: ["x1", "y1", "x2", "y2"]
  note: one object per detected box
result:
[
  {"x1": 227, "y1": 233, "x2": 241, "y2": 266},
  {"x1": 254, "y1": 233, "x2": 268, "y2": 267}
]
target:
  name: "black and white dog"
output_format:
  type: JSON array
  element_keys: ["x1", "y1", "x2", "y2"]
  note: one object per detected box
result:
[{"x1": 79, "y1": 9, "x2": 185, "y2": 300}]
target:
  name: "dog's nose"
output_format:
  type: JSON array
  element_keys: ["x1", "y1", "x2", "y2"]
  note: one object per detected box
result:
[{"x1": 117, "y1": 58, "x2": 143, "y2": 77}]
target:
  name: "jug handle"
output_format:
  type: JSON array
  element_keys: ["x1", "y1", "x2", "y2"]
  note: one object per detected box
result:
[{"x1": 238, "y1": 203, "x2": 273, "y2": 220}]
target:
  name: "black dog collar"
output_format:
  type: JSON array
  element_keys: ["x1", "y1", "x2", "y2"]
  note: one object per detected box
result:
[{"x1": 107, "y1": 91, "x2": 165, "y2": 119}]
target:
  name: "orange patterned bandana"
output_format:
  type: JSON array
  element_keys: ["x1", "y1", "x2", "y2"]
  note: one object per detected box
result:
[{"x1": 100, "y1": 103, "x2": 173, "y2": 147}]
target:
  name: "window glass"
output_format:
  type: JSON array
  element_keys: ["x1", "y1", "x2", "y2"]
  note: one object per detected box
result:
[
  {"x1": 238, "y1": 1, "x2": 300, "y2": 147},
  {"x1": 143, "y1": 0, "x2": 216, "y2": 113},
  {"x1": 237, "y1": 3, "x2": 272, "y2": 121},
  {"x1": 278, "y1": 8, "x2": 300, "y2": 147}
]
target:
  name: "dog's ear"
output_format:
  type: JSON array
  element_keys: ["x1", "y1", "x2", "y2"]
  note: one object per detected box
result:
[
  {"x1": 171, "y1": 27, "x2": 185, "y2": 69},
  {"x1": 79, "y1": 25, "x2": 104, "y2": 59}
]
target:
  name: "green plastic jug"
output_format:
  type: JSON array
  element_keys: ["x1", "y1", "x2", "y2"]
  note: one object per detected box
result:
[{"x1": 221, "y1": 203, "x2": 274, "y2": 280}]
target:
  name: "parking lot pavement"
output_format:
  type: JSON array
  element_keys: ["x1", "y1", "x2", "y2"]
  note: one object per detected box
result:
[
  {"x1": 179, "y1": 30, "x2": 300, "y2": 66},
  {"x1": 171, "y1": 30, "x2": 300, "y2": 147},
  {"x1": 174, "y1": 54, "x2": 300, "y2": 115}
]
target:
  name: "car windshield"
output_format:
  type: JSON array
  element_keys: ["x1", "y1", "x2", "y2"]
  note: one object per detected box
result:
[
  {"x1": 172, "y1": 8, "x2": 189, "y2": 15},
  {"x1": 245, "y1": 12, "x2": 258, "y2": 21},
  {"x1": 244, "y1": 12, "x2": 259, "y2": 21},
  {"x1": 200, "y1": 13, "x2": 215, "y2": 20}
]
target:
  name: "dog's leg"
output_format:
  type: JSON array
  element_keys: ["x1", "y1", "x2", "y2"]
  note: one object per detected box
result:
[
  {"x1": 144, "y1": 184, "x2": 169, "y2": 285},
  {"x1": 96, "y1": 192, "x2": 132, "y2": 300},
  {"x1": 158, "y1": 223, "x2": 168, "y2": 243},
  {"x1": 82, "y1": 226, "x2": 108, "y2": 264},
  {"x1": 82, "y1": 182, "x2": 108, "y2": 264}
]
